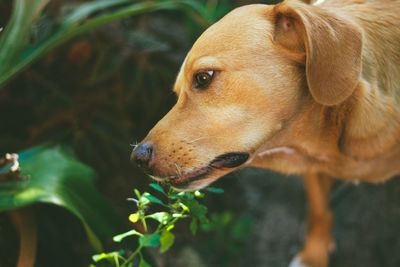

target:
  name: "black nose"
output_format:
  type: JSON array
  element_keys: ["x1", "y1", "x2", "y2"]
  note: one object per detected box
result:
[{"x1": 131, "y1": 142, "x2": 153, "y2": 169}]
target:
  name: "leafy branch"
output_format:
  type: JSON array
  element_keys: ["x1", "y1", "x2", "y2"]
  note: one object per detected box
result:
[{"x1": 92, "y1": 183, "x2": 224, "y2": 267}]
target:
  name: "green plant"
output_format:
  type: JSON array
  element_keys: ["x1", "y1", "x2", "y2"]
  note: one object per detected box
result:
[
  {"x1": 0, "y1": 144, "x2": 125, "y2": 265},
  {"x1": 0, "y1": 0, "x2": 217, "y2": 89},
  {"x1": 0, "y1": 144, "x2": 125, "y2": 246},
  {"x1": 0, "y1": 0, "x2": 236, "y2": 265},
  {"x1": 200, "y1": 211, "x2": 253, "y2": 266},
  {"x1": 92, "y1": 184, "x2": 224, "y2": 267}
]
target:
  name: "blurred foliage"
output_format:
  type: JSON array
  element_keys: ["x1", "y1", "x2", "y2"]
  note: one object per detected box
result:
[
  {"x1": 0, "y1": 0, "x2": 222, "y2": 88},
  {"x1": 0, "y1": 0, "x2": 278, "y2": 266},
  {"x1": 200, "y1": 211, "x2": 254, "y2": 266},
  {"x1": 0, "y1": 144, "x2": 125, "y2": 251}
]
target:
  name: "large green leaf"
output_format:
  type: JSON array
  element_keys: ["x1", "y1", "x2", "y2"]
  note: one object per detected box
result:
[
  {"x1": 0, "y1": 144, "x2": 125, "y2": 251},
  {"x1": 0, "y1": 0, "x2": 212, "y2": 88},
  {"x1": 0, "y1": 0, "x2": 50, "y2": 77}
]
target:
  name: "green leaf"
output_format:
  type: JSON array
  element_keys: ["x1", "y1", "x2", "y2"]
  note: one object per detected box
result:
[
  {"x1": 62, "y1": 0, "x2": 132, "y2": 28},
  {"x1": 0, "y1": 144, "x2": 125, "y2": 251},
  {"x1": 149, "y1": 183, "x2": 165, "y2": 194},
  {"x1": 143, "y1": 194, "x2": 165, "y2": 206},
  {"x1": 172, "y1": 213, "x2": 188, "y2": 219},
  {"x1": 92, "y1": 252, "x2": 116, "y2": 262},
  {"x1": 0, "y1": 0, "x2": 50, "y2": 78},
  {"x1": 232, "y1": 216, "x2": 254, "y2": 240},
  {"x1": 166, "y1": 224, "x2": 174, "y2": 231},
  {"x1": 160, "y1": 230, "x2": 175, "y2": 253},
  {"x1": 183, "y1": 192, "x2": 195, "y2": 200},
  {"x1": 139, "y1": 257, "x2": 152, "y2": 267},
  {"x1": 139, "y1": 234, "x2": 161, "y2": 248},
  {"x1": 134, "y1": 189, "x2": 141, "y2": 199},
  {"x1": 0, "y1": 0, "x2": 213, "y2": 88},
  {"x1": 190, "y1": 218, "x2": 198, "y2": 235},
  {"x1": 139, "y1": 193, "x2": 150, "y2": 206},
  {"x1": 206, "y1": 187, "x2": 224, "y2": 194},
  {"x1": 146, "y1": 212, "x2": 169, "y2": 223},
  {"x1": 179, "y1": 202, "x2": 189, "y2": 211},
  {"x1": 113, "y1": 229, "x2": 143, "y2": 242},
  {"x1": 194, "y1": 190, "x2": 204, "y2": 198},
  {"x1": 129, "y1": 212, "x2": 140, "y2": 223},
  {"x1": 185, "y1": 199, "x2": 208, "y2": 224},
  {"x1": 185, "y1": 199, "x2": 208, "y2": 218}
]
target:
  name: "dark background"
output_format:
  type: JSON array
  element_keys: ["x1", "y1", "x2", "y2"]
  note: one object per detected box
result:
[{"x1": 0, "y1": 0, "x2": 399, "y2": 266}]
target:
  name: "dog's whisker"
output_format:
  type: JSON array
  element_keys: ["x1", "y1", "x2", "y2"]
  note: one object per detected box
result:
[
  {"x1": 186, "y1": 136, "x2": 225, "y2": 144},
  {"x1": 174, "y1": 163, "x2": 183, "y2": 176},
  {"x1": 129, "y1": 141, "x2": 139, "y2": 148}
]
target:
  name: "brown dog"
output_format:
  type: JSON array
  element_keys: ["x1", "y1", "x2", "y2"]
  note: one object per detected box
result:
[{"x1": 131, "y1": 0, "x2": 400, "y2": 266}]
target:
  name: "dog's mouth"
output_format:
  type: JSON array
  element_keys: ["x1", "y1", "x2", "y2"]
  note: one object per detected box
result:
[{"x1": 168, "y1": 152, "x2": 249, "y2": 189}]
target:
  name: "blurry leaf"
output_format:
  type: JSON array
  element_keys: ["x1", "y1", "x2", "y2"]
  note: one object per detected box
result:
[
  {"x1": 92, "y1": 251, "x2": 120, "y2": 262},
  {"x1": 179, "y1": 202, "x2": 189, "y2": 211},
  {"x1": 190, "y1": 217, "x2": 198, "y2": 235},
  {"x1": 194, "y1": 190, "x2": 204, "y2": 198},
  {"x1": 92, "y1": 252, "x2": 114, "y2": 262},
  {"x1": 185, "y1": 199, "x2": 207, "y2": 218},
  {"x1": 0, "y1": 144, "x2": 125, "y2": 251},
  {"x1": 139, "y1": 234, "x2": 160, "y2": 247},
  {"x1": 113, "y1": 229, "x2": 143, "y2": 242},
  {"x1": 0, "y1": 0, "x2": 214, "y2": 88},
  {"x1": 160, "y1": 230, "x2": 175, "y2": 253},
  {"x1": 206, "y1": 187, "x2": 224, "y2": 194},
  {"x1": 0, "y1": 0, "x2": 50, "y2": 78},
  {"x1": 219, "y1": 211, "x2": 233, "y2": 227},
  {"x1": 139, "y1": 257, "x2": 151, "y2": 267},
  {"x1": 143, "y1": 194, "x2": 165, "y2": 206},
  {"x1": 61, "y1": 0, "x2": 132, "y2": 28},
  {"x1": 134, "y1": 189, "x2": 141, "y2": 199},
  {"x1": 129, "y1": 212, "x2": 140, "y2": 223},
  {"x1": 127, "y1": 30, "x2": 169, "y2": 52},
  {"x1": 146, "y1": 212, "x2": 169, "y2": 223},
  {"x1": 149, "y1": 183, "x2": 164, "y2": 194},
  {"x1": 232, "y1": 216, "x2": 253, "y2": 240},
  {"x1": 172, "y1": 213, "x2": 187, "y2": 218},
  {"x1": 139, "y1": 193, "x2": 151, "y2": 206}
]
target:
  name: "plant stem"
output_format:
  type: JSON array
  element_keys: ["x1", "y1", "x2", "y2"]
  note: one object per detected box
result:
[
  {"x1": 120, "y1": 208, "x2": 185, "y2": 266},
  {"x1": 120, "y1": 224, "x2": 162, "y2": 267}
]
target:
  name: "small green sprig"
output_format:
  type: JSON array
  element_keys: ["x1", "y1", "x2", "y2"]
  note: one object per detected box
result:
[{"x1": 92, "y1": 183, "x2": 224, "y2": 267}]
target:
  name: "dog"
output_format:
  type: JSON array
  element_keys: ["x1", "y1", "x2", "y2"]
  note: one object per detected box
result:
[{"x1": 131, "y1": 0, "x2": 400, "y2": 266}]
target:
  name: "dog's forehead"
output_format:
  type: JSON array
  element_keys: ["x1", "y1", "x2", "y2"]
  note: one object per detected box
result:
[
  {"x1": 190, "y1": 4, "x2": 272, "y2": 58},
  {"x1": 173, "y1": 4, "x2": 274, "y2": 95}
]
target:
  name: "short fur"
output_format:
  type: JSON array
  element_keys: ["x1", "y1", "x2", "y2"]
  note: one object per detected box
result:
[{"x1": 133, "y1": 1, "x2": 400, "y2": 266}]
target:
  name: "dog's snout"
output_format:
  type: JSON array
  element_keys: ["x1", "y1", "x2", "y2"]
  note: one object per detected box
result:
[{"x1": 131, "y1": 142, "x2": 154, "y2": 169}]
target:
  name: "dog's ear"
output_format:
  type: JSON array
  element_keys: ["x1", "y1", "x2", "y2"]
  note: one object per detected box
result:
[{"x1": 272, "y1": 1, "x2": 362, "y2": 106}]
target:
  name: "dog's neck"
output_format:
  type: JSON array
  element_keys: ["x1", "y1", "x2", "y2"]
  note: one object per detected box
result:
[
  {"x1": 257, "y1": 82, "x2": 400, "y2": 163},
  {"x1": 340, "y1": 79, "x2": 400, "y2": 159},
  {"x1": 339, "y1": 4, "x2": 400, "y2": 159}
]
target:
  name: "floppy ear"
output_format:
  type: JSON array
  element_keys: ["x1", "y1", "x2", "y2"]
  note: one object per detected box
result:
[{"x1": 272, "y1": 0, "x2": 362, "y2": 106}]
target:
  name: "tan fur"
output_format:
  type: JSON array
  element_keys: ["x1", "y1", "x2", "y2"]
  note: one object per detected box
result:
[{"x1": 135, "y1": 1, "x2": 400, "y2": 266}]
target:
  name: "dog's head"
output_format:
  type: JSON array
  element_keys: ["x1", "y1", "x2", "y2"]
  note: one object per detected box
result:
[{"x1": 131, "y1": 0, "x2": 362, "y2": 190}]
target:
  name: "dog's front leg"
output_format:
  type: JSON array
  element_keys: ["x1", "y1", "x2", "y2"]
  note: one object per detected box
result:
[{"x1": 290, "y1": 173, "x2": 334, "y2": 267}]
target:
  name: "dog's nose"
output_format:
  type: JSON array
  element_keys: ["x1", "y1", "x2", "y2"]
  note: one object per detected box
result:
[{"x1": 131, "y1": 142, "x2": 154, "y2": 169}]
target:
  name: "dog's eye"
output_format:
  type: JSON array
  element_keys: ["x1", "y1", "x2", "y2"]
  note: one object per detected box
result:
[{"x1": 194, "y1": 71, "x2": 214, "y2": 89}]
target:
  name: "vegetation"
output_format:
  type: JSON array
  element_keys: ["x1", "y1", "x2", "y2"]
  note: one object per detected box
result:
[
  {"x1": 92, "y1": 184, "x2": 224, "y2": 267},
  {"x1": 0, "y1": 0, "x2": 260, "y2": 266},
  {"x1": 1, "y1": 1, "x2": 396, "y2": 266}
]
